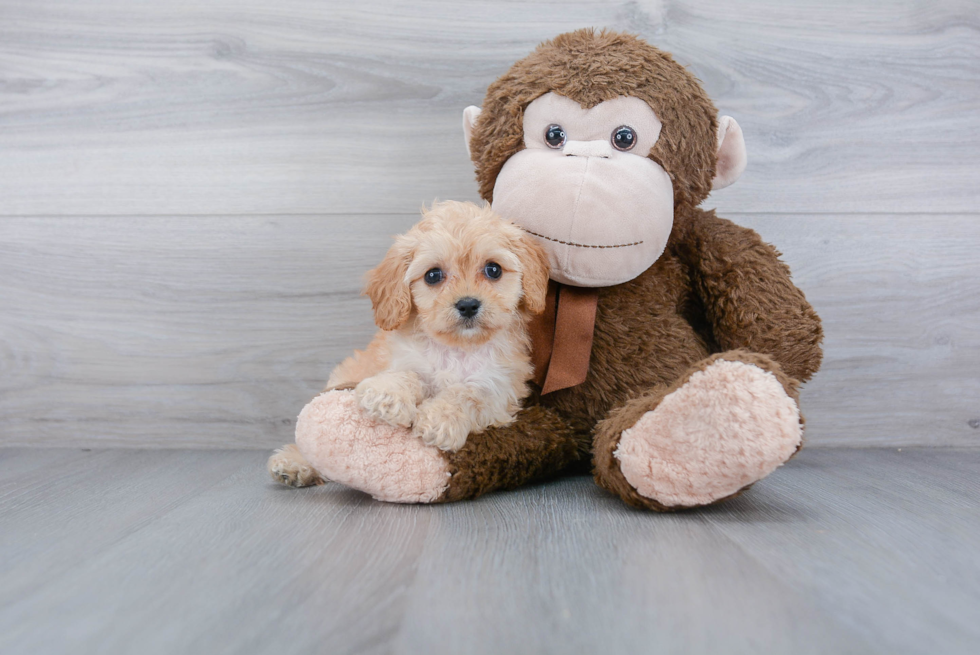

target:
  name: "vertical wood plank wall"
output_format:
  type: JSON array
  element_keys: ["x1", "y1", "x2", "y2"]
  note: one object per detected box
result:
[{"x1": 1, "y1": 0, "x2": 978, "y2": 448}]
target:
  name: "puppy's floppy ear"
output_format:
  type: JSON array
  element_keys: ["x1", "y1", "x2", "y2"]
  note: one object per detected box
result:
[
  {"x1": 512, "y1": 231, "x2": 551, "y2": 315},
  {"x1": 364, "y1": 236, "x2": 414, "y2": 331}
]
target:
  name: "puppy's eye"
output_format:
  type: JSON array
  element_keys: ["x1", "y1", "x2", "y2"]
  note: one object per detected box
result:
[
  {"x1": 484, "y1": 262, "x2": 502, "y2": 280},
  {"x1": 612, "y1": 125, "x2": 636, "y2": 151},
  {"x1": 545, "y1": 124, "x2": 566, "y2": 149},
  {"x1": 424, "y1": 268, "x2": 444, "y2": 285}
]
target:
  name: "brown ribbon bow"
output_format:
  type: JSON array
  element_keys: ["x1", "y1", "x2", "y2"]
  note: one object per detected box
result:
[{"x1": 528, "y1": 281, "x2": 600, "y2": 395}]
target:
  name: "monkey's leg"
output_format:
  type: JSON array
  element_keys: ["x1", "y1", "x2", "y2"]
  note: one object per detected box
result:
[
  {"x1": 593, "y1": 350, "x2": 803, "y2": 511},
  {"x1": 293, "y1": 390, "x2": 586, "y2": 504}
]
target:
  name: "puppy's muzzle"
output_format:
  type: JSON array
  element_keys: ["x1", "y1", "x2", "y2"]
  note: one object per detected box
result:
[{"x1": 455, "y1": 297, "x2": 481, "y2": 319}]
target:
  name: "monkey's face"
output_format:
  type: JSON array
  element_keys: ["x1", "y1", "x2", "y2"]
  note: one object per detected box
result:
[{"x1": 490, "y1": 93, "x2": 674, "y2": 287}]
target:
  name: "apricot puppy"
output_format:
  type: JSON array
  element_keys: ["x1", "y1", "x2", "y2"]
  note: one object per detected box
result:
[{"x1": 330, "y1": 200, "x2": 549, "y2": 452}]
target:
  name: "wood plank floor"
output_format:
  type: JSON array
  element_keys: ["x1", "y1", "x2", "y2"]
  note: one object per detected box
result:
[{"x1": 1, "y1": 447, "x2": 978, "y2": 654}]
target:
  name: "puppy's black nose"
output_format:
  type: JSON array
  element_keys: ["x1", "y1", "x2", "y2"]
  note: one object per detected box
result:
[{"x1": 455, "y1": 297, "x2": 481, "y2": 318}]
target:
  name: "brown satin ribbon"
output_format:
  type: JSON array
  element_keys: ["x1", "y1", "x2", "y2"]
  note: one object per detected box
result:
[{"x1": 528, "y1": 281, "x2": 599, "y2": 395}]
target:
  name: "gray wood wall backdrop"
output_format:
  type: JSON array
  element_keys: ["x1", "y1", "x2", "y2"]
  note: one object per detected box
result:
[{"x1": 1, "y1": 0, "x2": 978, "y2": 448}]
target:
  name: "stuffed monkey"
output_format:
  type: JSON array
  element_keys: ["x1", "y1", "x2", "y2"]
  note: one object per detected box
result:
[{"x1": 269, "y1": 29, "x2": 823, "y2": 510}]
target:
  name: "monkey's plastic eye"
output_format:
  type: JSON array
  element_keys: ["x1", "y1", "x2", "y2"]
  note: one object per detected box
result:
[
  {"x1": 424, "y1": 268, "x2": 444, "y2": 285},
  {"x1": 484, "y1": 262, "x2": 502, "y2": 280},
  {"x1": 545, "y1": 124, "x2": 566, "y2": 149},
  {"x1": 612, "y1": 126, "x2": 637, "y2": 151}
]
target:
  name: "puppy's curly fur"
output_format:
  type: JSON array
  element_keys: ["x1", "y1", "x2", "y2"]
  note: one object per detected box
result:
[
  {"x1": 269, "y1": 200, "x2": 549, "y2": 492},
  {"x1": 270, "y1": 201, "x2": 548, "y2": 483},
  {"x1": 337, "y1": 201, "x2": 549, "y2": 452}
]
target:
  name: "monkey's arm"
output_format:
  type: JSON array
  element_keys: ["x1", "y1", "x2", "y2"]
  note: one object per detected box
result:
[
  {"x1": 440, "y1": 403, "x2": 591, "y2": 501},
  {"x1": 679, "y1": 210, "x2": 823, "y2": 382},
  {"x1": 290, "y1": 389, "x2": 589, "y2": 502}
]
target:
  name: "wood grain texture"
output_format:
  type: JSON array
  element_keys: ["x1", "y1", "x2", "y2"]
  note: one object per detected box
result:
[
  {"x1": 1, "y1": 447, "x2": 978, "y2": 654},
  {"x1": 705, "y1": 447, "x2": 980, "y2": 654},
  {"x1": 0, "y1": 214, "x2": 418, "y2": 448},
  {"x1": 1, "y1": 0, "x2": 977, "y2": 449},
  {"x1": 2, "y1": 213, "x2": 977, "y2": 448},
  {"x1": 0, "y1": 0, "x2": 977, "y2": 216},
  {"x1": 740, "y1": 214, "x2": 980, "y2": 446},
  {"x1": 0, "y1": 449, "x2": 259, "y2": 603}
]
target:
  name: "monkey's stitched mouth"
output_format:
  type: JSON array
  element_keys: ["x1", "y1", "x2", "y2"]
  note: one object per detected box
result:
[{"x1": 522, "y1": 229, "x2": 643, "y2": 249}]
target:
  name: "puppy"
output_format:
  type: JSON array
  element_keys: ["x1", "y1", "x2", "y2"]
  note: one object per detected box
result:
[{"x1": 325, "y1": 200, "x2": 550, "y2": 452}]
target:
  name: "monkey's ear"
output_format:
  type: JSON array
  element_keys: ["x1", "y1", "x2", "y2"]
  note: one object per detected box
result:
[
  {"x1": 462, "y1": 106, "x2": 482, "y2": 157},
  {"x1": 364, "y1": 238, "x2": 414, "y2": 331},
  {"x1": 711, "y1": 116, "x2": 747, "y2": 190}
]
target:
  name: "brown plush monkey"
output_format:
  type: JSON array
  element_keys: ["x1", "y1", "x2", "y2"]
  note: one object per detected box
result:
[{"x1": 270, "y1": 29, "x2": 823, "y2": 510}]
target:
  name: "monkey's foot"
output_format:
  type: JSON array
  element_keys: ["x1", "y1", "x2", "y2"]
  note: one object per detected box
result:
[
  {"x1": 596, "y1": 356, "x2": 802, "y2": 510},
  {"x1": 294, "y1": 390, "x2": 451, "y2": 503}
]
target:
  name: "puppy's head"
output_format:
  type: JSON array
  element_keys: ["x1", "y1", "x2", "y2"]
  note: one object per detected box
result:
[{"x1": 364, "y1": 201, "x2": 550, "y2": 347}]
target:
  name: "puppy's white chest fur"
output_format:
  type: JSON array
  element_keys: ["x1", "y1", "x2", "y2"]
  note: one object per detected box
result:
[{"x1": 387, "y1": 331, "x2": 519, "y2": 396}]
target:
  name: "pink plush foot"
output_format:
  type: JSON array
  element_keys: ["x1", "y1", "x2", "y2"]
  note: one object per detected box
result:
[
  {"x1": 294, "y1": 390, "x2": 451, "y2": 503},
  {"x1": 614, "y1": 360, "x2": 802, "y2": 507}
]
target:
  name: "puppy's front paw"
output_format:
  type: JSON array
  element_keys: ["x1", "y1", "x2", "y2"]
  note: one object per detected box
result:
[
  {"x1": 355, "y1": 377, "x2": 417, "y2": 427},
  {"x1": 413, "y1": 398, "x2": 471, "y2": 452}
]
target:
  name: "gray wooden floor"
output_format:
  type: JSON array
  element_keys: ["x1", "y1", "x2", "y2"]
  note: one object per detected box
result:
[{"x1": 1, "y1": 447, "x2": 978, "y2": 655}]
